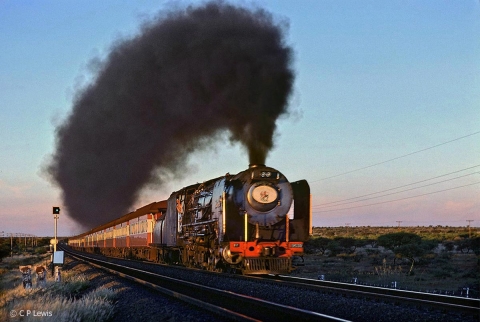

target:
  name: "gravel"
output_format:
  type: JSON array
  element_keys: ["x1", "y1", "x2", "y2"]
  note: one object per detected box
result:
[
  {"x1": 62, "y1": 256, "x2": 225, "y2": 322},
  {"x1": 66, "y1": 250, "x2": 478, "y2": 322}
]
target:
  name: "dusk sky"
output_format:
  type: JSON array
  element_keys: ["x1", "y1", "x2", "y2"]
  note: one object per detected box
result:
[{"x1": 1, "y1": 0, "x2": 479, "y2": 237}]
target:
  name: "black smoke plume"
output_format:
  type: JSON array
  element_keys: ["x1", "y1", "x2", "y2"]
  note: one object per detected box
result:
[{"x1": 48, "y1": 1, "x2": 294, "y2": 228}]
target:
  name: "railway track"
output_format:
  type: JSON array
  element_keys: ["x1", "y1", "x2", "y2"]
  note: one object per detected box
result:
[
  {"x1": 61, "y1": 246, "x2": 479, "y2": 321},
  {"x1": 62, "y1": 247, "x2": 348, "y2": 322},
  {"x1": 261, "y1": 275, "x2": 480, "y2": 315}
]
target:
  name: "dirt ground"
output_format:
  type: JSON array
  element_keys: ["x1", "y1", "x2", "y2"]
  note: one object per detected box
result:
[{"x1": 292, "y1": 249, "x2": 479, "y2": 295}]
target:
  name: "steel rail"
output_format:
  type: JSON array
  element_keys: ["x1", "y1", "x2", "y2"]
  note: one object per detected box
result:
[
  {"x1": 262, "y1": 275, "x2": 480, "y2": 315},
  {"x1": 63, "y1": 248, "x2": 349, "y2": 322}
]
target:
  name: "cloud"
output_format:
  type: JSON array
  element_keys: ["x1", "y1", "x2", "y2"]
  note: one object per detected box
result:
[{"x1": 0, "y1": 179, "x2": 33, "y2": 198}]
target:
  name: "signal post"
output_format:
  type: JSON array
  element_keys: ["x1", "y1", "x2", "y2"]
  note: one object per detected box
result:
[{"x1": 52, "y1": 207, "x2": 64, "y2": 281}]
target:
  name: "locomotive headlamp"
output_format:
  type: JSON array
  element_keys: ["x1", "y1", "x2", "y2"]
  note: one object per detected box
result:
[{"x1": 263, "y1": 246, "x2": 275, "y2": 256}]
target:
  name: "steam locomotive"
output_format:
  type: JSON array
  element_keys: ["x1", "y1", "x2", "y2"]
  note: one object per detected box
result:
[{"x1": 68, "y1": 164, "x2": 311, "y2": 274}]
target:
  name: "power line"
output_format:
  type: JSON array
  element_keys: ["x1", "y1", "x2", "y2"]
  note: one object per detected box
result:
[
  {"x1": 312, "y1": 170, "x2": 479, "y2": 209},
  {"x1": 311, "y1": 131, "x2": 480, "y2": 183},
  {"x1": 313, "y1": 165, "x2": 480, "y2": 207},
  {"x1": 312, "y1": 182, "x2": 480, "y2": 213}
]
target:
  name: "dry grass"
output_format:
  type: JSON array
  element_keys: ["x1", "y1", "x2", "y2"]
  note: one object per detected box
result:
[
  {"x1": 294, "y1": 249, "x2": 479, "y2": 293},
  {"x1": 0, "y1": 255, "x2": 117, "y2": 321}
]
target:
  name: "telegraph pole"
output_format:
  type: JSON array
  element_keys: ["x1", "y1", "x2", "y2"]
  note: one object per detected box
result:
[
  {"x1": 466, "y1": 220, "x2": 474, "y2": 238},
  {"x1": 396, "y1": 221, "x2": 402, "y2": 228}
]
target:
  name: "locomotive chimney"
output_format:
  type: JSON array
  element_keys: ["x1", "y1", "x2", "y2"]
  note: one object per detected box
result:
[{"x1": 249, "y1": 164, "x2": 265, "y2": 169}]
